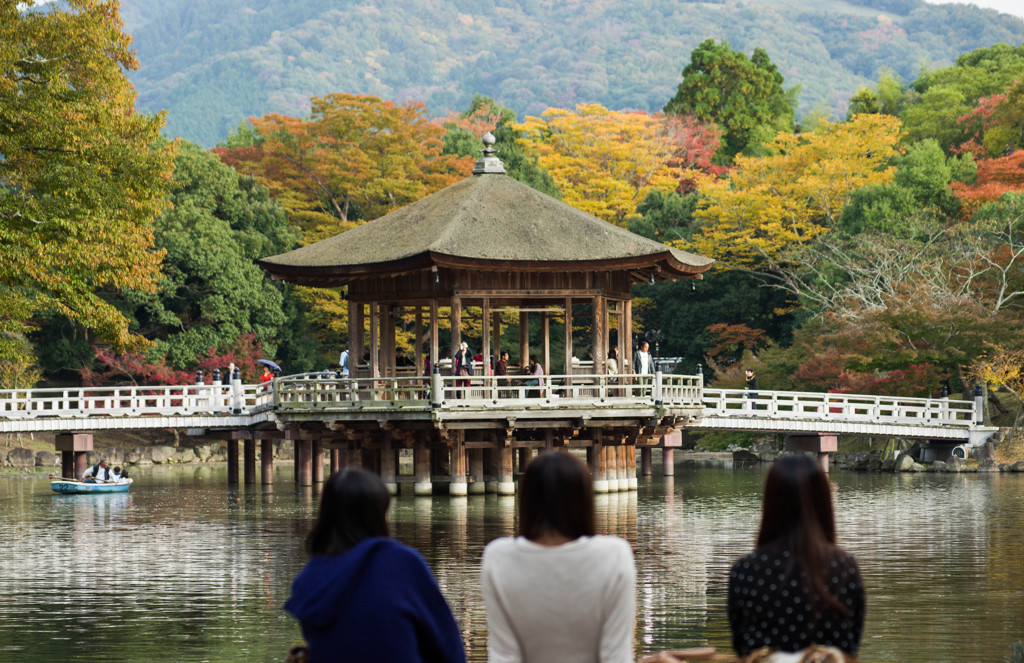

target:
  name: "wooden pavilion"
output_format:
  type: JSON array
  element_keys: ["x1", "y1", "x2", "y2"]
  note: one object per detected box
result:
[{"x1": 258, "y1": 134, "x2": 713, "y2": 494}]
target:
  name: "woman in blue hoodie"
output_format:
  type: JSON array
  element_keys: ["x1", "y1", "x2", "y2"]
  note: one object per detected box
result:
[{"x1": 285, "y1": 468, "x2": 466, "y2": 663}]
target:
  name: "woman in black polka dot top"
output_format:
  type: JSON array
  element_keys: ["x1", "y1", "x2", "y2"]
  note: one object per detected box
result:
[{"x1": 727, "y1": 454, "x2": 865, "y2": 657}]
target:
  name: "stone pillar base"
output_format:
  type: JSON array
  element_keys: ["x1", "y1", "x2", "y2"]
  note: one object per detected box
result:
[
  {"x1": 468, "y1": 482, "x2": 486, "y2": 494},
  {"x1": 385, "y1": 482, "x2": 399, "y2": 496},
  {"x1": 485, "y1": 480, "x2": 499, "y2": 493},
  {"x1": 628, "y1": 477, "x2": 638, "y2": 490},
  {"x1": 449, "y1": 481, "x2": 468, "y2": 496},
  {"x1": 593, "y1": 479, "x2": 610, "y2": 493},
  {"x1": 414, "y1": 481, "x2": 433, "y2": 496},
  {"x1": 497, "y1": 481, "x2": 516, "y2": 495}
]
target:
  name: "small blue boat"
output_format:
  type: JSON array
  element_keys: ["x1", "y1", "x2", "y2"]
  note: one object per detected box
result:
[{"x1": 50, "y1": 478, "x2": 133, "y2": 494}]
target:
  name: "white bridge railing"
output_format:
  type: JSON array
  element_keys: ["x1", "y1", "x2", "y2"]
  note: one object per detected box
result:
[
  {"x1": 702, "y1": 388, "x2": 977, "y2": 428},
  {"x1": 0, "y1": 375, "x2": 981, "y2": 435},
  {"x1": 0, "y1": 382, "x2": 272, "y2": 420}
]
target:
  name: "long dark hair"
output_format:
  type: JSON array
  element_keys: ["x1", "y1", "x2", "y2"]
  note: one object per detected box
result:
[
  {"x1": 757, "y1": 454, "x2": 846, "y2": 615},
  {"x1": 519, "y1": 452, "x2": 595, "y2": 541},
  {"x1": 306, "y1": 468, "x2": 390, "y2": 556}
]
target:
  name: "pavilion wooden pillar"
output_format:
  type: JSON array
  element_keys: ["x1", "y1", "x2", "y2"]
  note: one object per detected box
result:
[
  {"x1": 624, "y1": 300, "x2": 633, "y2": 373},
  {"x1": 369, "y1": 302, "x2": 379, "y2": 378},
  {"x1": 260, "y1": 439, "x2": 274, "y2": 485},
  {"x1": 564, "y1": 298, "x2": 573, "y2": 375},
  {"x1": 616, "y1": 300, "x2": 627, "y2": 377},
  {"x1": 227, "y1": 439, "x2": 239, "y2": 484},
  {"x1": 542, "y1": 312, "x2": 550, "y2": 377},
  {"x1": 450, "y1": 294, "x2": 462, "y2": 368},
  {"x1": 492, "y1": 310, "x2": 501, "y2": 359},
  {"x1": 663, "y1": 448, "x2": 675, "y2": 476},
  {"x1": 330, "y1": 448, "x2": 344, "y2": 475},
  {"x1": 383, "y1": 305, "x2": 395, "y2": 377},
  {"x1": 348, "y1": 299, "x2": 360, "y2": 377},
  {"x1": 592, "y1": 295, "x2": 606, "y2": 374},
  {"x1": 603, "y1": 300, "x2": 612, "y2": 371},
  {"x1": 429, "y1": 300, "x2": 439, "y2": 372},
  {"x1": 519, "y1": 312, "x2": 529, "y2": 367},
  {"x1": 415, "y1": 307, "x2": 424, "y2": 376},
  {"x1": 482, "y1": 298, "x2": 491, "y2": 378}
]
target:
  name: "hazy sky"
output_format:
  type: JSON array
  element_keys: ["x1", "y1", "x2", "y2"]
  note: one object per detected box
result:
[{"x1": 923, "y1": 0, "x2": 1024, "y2": 19}]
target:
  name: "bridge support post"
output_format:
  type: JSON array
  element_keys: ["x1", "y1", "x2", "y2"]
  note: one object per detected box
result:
[
  {"x1": 592, "y1": 438, "x2": 609, "y2": 493},
  {"x1": 55, "y1": 433, "x2": 93, "y2": 480},
  {"x1": 627, "y1": 444, "x2": 638, "y2": 490},
  {"x1": 450, "y1": 434, "x2": 468, "y2": 496},
  {"x1": 608, "y1": 444, "x2": 621, "y2": 491},
  {"x1": 662, "y1": 448, "x2": 675, "y2": 476},
  {"x1": 330, "y1": 448, "x2": 342, "y2": 475},
  {"x1": 517, "y1": 447, "x2": 529, "y2": 474},
  {"x1": 496, "y1": 444, "x2": 515, "y2": 494},
  {"x1": 312, "y1": 439, "x2": 324, "y2": 483},
  {"x1": 380, "y1": 441, "x2": 398, "y2": 495},
  {"x1": 468, "y1": 448, "x2": 485, "y2": 494},
  {"x1": 243, "y1": 439, "x2": 256, "y2": 485},
  {"x1": 227, "y1": 440, "x2": 239, "y2": 484},
  {"x1": 414, "y1": 443, "x2": 432, "y2": 496},
  {"x1": 260, "y1": 439, "x2": 274, "y2": 485},
  {"x1": 786, "y1": 434, "x2": 838, "y2": 472},
  {"x1": 640, "y1": 448, "x2": 653, "y2": 476},
  {"x1": 294, "y1": 439, "x2": 312, "y2": 486}
]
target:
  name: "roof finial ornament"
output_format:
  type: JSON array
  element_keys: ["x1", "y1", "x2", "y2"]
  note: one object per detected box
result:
[{"x1": 472, "y1": 131, "x2": 506, "y2": 175}]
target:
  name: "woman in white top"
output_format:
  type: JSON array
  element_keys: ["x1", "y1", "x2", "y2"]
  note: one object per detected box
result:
[{"x1": 481, "y1": 452, "x2": 636, "y2": 663}]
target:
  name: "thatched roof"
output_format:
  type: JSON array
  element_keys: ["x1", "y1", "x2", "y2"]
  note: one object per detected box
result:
[{"x1": 259, "y1": 165, "x2": 713, "y2": 286}]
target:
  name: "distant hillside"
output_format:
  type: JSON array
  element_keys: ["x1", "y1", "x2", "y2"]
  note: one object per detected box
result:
[{"x1": 119, "y1": 0, "x2": 1024, "y2": 146}]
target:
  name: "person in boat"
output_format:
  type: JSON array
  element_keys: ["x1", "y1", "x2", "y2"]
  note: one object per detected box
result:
[
  {"x1": 284, "y1": 468, "x2": 465, "y2": 663},
  {"x1": 727, "y1": 454, "x2": 865, "y2": 657},
  {"x1": 481, "y1": 452, "x2": 636, "y2": 663},
  {"x1": 112, "y1": 467, "x2": 131, "y2": 484},
  {"x1": 81, "y1": 459, "x2": 114, "y2": 483}
]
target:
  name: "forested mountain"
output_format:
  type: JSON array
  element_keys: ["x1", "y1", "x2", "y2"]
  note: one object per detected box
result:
[{"x1": 119, "y1": 0, "x2": 1024, "y2": 146}]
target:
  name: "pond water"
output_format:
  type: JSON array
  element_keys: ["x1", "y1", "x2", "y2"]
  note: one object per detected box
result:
[{"x1": 0, "y1": 458, "x2": 1021, "y2": 662}]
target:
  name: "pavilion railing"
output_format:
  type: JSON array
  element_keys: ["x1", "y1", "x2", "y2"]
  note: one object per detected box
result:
[
  {"x1": 272, "y1": 372, "x2": 704, "y2": 411},
  {"x1": 701, "y1": 388, "x2": 977, "y2": 428}
]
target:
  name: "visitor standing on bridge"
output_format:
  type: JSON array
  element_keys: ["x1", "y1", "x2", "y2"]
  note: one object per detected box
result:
[
  {"x1": 632, "y1": 341, "x2": 652, "y2": 375},
  {"x1": 744, "y1": 368, "x2": 759, "y2": 412},
  {"x1": 338, "y1": 346, "x2": 349, "y2": 377},
  {"x1": 454, "y1": 341, "x2": 474, "y2": 397},
  {"x1": 481, "y1": 452, "x2": 636, "y2": 663},
  {"x1": 285, "y1": 469, "x2": 466, "y2": 663},
  {"x1": 727, "y1": 454, "x2": 865, "y2": 658}
]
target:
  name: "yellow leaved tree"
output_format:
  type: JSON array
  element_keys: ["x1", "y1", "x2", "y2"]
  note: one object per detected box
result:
[
  {"x1": 516, "y1": 104, "x2": 720, "y2": 227},
  {"x1": 686, "y1": 114, "x2": 905, "y2": 269}
]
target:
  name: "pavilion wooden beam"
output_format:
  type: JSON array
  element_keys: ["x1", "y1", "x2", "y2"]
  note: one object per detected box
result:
[
  {"x1": 450, "y1": 294, "x2": 462, "y2": 366},
  {"x1": 482, "y1": 297, "x2": 491, "y2": 378}
]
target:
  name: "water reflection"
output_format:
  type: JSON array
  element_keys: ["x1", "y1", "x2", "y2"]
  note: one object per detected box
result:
[{"x1": 0, "y1": 464, "x2": 1022, "y2": 662}]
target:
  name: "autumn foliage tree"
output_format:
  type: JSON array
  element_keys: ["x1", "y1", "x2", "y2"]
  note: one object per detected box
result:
[
  {"x1": 215, "y1": 93, "x2": 472, "y2": 243},
  {"x1": 686, "y1": 114, "x2": 904, "y2": 270},
  {"x1": 0, "y1": 1, "x2": 176, "y2": 366},
  {"x1": 214, "y1": 94, "x2": 474, "y2": 350},
  {"x1": 516, "y1": 104, "x2": 721, "y2": 227},
  {"x1": 951, "y1": 151, "x2": 1024, "y2": 216}
]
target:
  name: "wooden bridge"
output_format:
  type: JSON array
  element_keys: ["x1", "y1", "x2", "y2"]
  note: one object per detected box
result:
[{"x1": 0, "y1": 373, "x2": 996, "y2": 491}]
